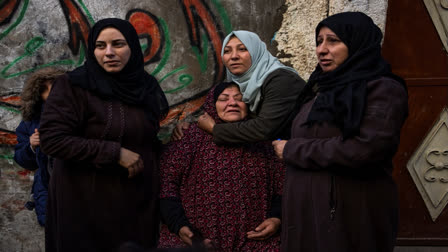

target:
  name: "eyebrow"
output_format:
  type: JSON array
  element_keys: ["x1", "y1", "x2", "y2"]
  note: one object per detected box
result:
[
  {"x1": 218, "y1": 93, "x2": 242, "y2": 97},
  {"x1": 225, "y1": 43, "x2": 245, "y2": 48},
  {"x1": 318, "y1": 33, "x2": 338, "y2": 38},
  {"x1": 95, "y1": 39, "x2": 127, "y2": 43}
]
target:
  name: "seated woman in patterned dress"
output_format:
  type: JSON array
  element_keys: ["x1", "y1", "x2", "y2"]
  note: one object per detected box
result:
[{"x1": 158, "y1": 82, "x2": 284, "y2": 252}]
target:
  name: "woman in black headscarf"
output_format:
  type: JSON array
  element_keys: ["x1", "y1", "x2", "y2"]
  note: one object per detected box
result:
[
  {"x1": 272, "y1": 12, "x2": 408, "y2": 252},
  {"x1": 39, "y1": 18, "x2": 168, "y2": 252}
]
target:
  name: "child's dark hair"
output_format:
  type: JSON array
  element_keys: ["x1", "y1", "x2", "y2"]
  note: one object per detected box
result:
[{"x1": 20, "y1": 67, "x2": 65, "y2": 121}]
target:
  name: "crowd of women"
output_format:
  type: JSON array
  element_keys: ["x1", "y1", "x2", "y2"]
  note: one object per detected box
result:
[{"x1": 14, "y1": 11, "x2": 408, "y2": 252}]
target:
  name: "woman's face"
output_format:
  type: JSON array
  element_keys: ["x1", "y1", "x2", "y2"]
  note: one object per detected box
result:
[
  {"x1": 215, "y1": 85, "x2": 248, "y2": 122},
  {"x1": 41, "y1": 81, "x2": 52, "y2": 101},
  {"x1": 316, "y1": 26, "x2": 349, "y2": 73},
  {"x1": 94, "y1": 27, "x2": 131, "y2": 73},
  {"x1": 222, "y1": 37, "x2": 252, "y2": 76}
]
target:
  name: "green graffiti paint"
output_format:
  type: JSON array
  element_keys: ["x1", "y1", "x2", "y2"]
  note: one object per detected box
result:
[
  {"x1": 163, "y1": 73, "x2": 193, "y2": 94},
  {"x1": 141, "y1": 43, "x2": 148, "y2": 54},
  {"x1": 159, "y1": 66, "x2": 186, "y2": 84},
  {"x1": 152, "y1": 17, "x2": 193, "y2": 94},
  {"x1": 0, "y1": 0, "x2": 89, "y2": 79},
  {"x1": 1, "y1": 39, "x2": 86, "y2": 79},
  {"x1": 0, "y1": 0, "x2": 29, "y2": 41},
  {"x1": 151, "y1": 18, "x2": 171, "y2": 76},
  {"x1": 76, "y1": 0, "x2": 94, "y2": 24},
  {"x1": 191, "y1": 32, "x2": 209, "y2": 73},
  {"x1": 24, "y1": 37, "x2": 45, "y2": 55},
  {"x1": 1, "y1": 59, "x2": 73, "y2": 79},
  {"x1": 0, "y1": 154, "x2": 14, "y2": 161},
  {"x1": 158, "y1": 64, "x2": 194, "y2": 94},
  {"x1": 0, "y1": 105, "x2": 20, "y2": 114},
  {"x1": 210, "y1": 0, "x2": 232, "y2": 34},
  {"x1": 1, "y1": 37, "x2": 46, "y2": 78},
  {"x1": 76, "y1": 43, "x2": 86, "y2": 66}
]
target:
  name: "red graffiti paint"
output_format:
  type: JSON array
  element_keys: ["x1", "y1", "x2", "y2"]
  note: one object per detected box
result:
[
  {"x1": 127, "y1": 10, "x2": 164, "y2": 64},
  {"x1": 0, "y1": 0, "x2": 20, "y2": 25},
  {"x1": 160, "y1": 95, "x2": 206, "y2": 126},
  {"x1": 17, "y1": 170, "x2": 31, "y2": 176},
  {"x1": 0, "y1": 131, "x2": 17, "y2": 145},
  {"x1": 0, "y1": 95, "x2": 20, "y2": 102},
  {"x1": 0, "y1": 95, "x2": 20, "y2": 106},
  {"x1": 180, "y1": 0, "x2": 224, "y2": 82},
  {"x1": 59, "y1": 0, "x2": 90, "y2": 55},
  {"x1": 1, "y1": 198, "x2": 26, "y2": 213}
]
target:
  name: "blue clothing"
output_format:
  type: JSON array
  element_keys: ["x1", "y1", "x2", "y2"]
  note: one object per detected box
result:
[{"x1": 14, "y1": 118, "x2": 49, "y2": 226}]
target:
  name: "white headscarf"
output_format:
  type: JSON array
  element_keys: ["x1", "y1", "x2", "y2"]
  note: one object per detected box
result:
[{"x1": 221, "y1": 30, "x2": 298, "y2": 112}]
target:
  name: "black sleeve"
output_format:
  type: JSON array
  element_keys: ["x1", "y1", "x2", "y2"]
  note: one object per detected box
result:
[
  {"x1": 267, "y1": 194, "x2": 282, "y2": 219},
  {"x1": 160, "y1": 197, "x2": 192, "y2": 235}
]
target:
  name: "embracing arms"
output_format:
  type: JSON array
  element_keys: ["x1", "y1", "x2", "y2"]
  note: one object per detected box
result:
[{"x1": 212, "y1": 70, "x2": 306, "y2": 144}]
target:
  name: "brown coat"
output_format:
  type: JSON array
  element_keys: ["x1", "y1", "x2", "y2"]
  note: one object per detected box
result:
[
  {"x1": 281, "y1": 77, "x2": 408, "y2": 252},
  {"x1": 39, "y1": 75, "x2": 160, "y2": 252}
]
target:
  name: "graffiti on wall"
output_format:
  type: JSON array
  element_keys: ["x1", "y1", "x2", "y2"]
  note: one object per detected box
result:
[{"x1": 0, "y1": 0, "x2": 232, "y2": 147}]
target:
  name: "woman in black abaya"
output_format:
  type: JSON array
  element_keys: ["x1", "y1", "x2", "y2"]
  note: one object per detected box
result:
[
  {"x1": 40, "y1": 18, "x2": 168, "y2": 252},
  {"x1": 273, "y1": 12, "x2": 408, "y2": 252}
]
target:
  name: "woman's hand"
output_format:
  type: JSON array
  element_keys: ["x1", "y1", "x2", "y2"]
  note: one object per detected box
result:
[
  {"x1": 197, "y1": 112, "x2": 215, "y2": 134},
  {"x1": 179, "y1": 226, "x2": 213, "y2": 247},
  {"x1": 272, "y1": 140, "x2": 287, "y2": 160},
  {"x1": 118, "y1": 147, "x2": 143, "y2": 178},
  {"x1": 171, "y1": 122, "x2": 191, "y2": 141},
  {"x1": 179, "y1": 226, "x2": 194, "y2": 246},
  {"x1": 247, "y1": 217, "x2": 281, "y2": 240},
  {"x1": 29, "y1": 129, "x2": 40, "y2": 151}
]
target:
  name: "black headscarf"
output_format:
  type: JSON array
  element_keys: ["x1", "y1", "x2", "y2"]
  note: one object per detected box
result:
[
  {"x1": 213, "y1": 81, "x2": 238, "y2": 103},
  {"x1": 68, "y1": 18, "x2": 169, "y2": 129},
  {"x1": 303, "y1": 12, "x2": 406, "y2": 139}
]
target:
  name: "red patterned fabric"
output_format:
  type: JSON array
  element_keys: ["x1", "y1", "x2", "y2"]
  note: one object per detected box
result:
[{"x1": 158, "y1": 87, "x2": 284, "y2": 251}]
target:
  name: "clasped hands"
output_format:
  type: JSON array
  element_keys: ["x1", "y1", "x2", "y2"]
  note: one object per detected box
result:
[{"x1": 119, "y1": 147, "x2": 143, "y2": 178}]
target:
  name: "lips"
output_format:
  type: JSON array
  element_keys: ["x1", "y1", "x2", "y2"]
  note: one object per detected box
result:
[
  {"x1": 229, "y1": 63, "x2": 242, "y2": 67},
  {"x1": 319, "y1": 59, "x2": 332, "y2": 65},
  {"x1": 104, "y1": 60, "x2": 120, "y2": 65}
]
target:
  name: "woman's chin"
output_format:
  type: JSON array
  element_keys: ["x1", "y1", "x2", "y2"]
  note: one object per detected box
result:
[
  {"x1": 229, "y1": 69, "x2": 246, "y2": 76},
  {"x1": 221, "y1": 115, "x2": 244, "y2": 123}
]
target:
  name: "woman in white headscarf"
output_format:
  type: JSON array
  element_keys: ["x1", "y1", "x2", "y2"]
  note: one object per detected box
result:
[{"x1": 172, "y1": 30, "x2": 306, "y2": 144}]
